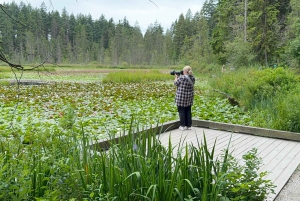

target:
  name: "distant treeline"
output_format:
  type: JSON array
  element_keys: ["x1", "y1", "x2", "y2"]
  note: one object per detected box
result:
[{"x1": 0, "y1": 0, "x2": 300, "y2": 69}]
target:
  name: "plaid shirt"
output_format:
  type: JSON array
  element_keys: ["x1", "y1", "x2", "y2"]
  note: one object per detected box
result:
[{"x1": 174, "y1": 75, "x2": 195, "y2": 107}]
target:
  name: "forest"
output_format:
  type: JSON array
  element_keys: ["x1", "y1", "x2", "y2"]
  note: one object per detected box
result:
[{"x1": 1, "y1": 0, "x2": 300, "y2": 69}]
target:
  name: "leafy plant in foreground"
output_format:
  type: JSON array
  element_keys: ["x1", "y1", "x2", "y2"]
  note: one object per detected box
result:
[{"x1": 220, "y1": 148, "x2": 275, "y2": 201}]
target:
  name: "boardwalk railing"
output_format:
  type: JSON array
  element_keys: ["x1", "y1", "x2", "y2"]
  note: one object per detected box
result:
[
  {"x1": 192, "y1": 119, "x2": 300, "y2": 142},
  {"x1": 90, "y1": 119, "x2": 300, "y2": 151}
]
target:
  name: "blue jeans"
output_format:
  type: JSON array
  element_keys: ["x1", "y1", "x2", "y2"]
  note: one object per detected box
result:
[{"x1": 177, "y1": 105, "x2": 192, "y2": 127}]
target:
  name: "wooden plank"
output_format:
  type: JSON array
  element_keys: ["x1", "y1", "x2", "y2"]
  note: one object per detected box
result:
[
  {"x1": 259, "y1": 141, "x2": 295, "y2": 173},
  {"x1": 158, "y1": 127, "x2": 300, "y2": 201},
  {"x1": 257, "y1": 139, "x2": 284, "y2": 160},
  {"x1": 90, "y1": 119, "x2": 300, "y2": 151},
  {"x1": 159, "y1": 129, "x2": 203, "y2": 148},
  {"x1": 186, "y1": 129, "x2": 229, "y2": 148},
  {"x1": 230, "y1": 135, "x2": 260, "y2": 154},
  {"x1": 222, "y1": 134, "x2": 260, "y2": 160},
  {"x1": 159, "y1": 128, "x2": 192, "y2": 142},
  {"x1": 203, "y1": 131, "x2": 232, "y2": 147},
  {"x1": 228, "y1": 135, "x2": 271, "y2": 160},
  {"x1": 272, "y1": 143, "x2": 300, "y2": 181},
  {"x1": 90, "y1": 123, "x2": 300, "y2": 201},
  {"x1": 268, "y1": 150, "x2": 300, "y2": 200},
  {"x1": 218, "y1": 137, "x2": 278, "y2": 168},
  {"x1": 213, "y1": 132, "x2": 245, "y2": 156},
  {"x1": 205, "y1": 132, "x2": 233, "y2": 155},
  {"x1": 263, "y1": 143, "x2": 300, "y2": 181}
]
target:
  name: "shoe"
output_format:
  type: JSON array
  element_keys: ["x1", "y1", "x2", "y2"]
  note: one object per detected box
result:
[
  {"x1": 185, "y1": 127, "x2": 192, "y2": 130},
  {"x1": 179, "y1": 126, "x2": 186, "y2": 131}
]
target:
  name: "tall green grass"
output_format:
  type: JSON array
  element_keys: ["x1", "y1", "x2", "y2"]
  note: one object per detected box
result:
[
  {"x1": 0, "y1": 65, "x2": 12, "y2": 72},
  {"x1": 209, "y1": 67, "x2": 298, "y2": 108},
  {"x1": 251, "y1": 85, "x2": 300, "y2": 132},
  {"x1": 209, "y1": 67, "x2": 300, "y2": 132},
  {"x1": 102, "y1": 70, "x2": 171, "y2": 83}
]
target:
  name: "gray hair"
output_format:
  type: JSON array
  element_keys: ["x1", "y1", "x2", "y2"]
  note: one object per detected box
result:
[{"x1": 183, "y1": 66, "x2": 193, "y2": 75}]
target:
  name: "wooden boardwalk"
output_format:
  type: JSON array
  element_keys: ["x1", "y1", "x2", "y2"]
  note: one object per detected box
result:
[
  {"x1": 157, "y1": 126, "x2": 300, "y2": 201},
  {"x1": 91, "y1": 120, "x2": 300, "y2": 201}
]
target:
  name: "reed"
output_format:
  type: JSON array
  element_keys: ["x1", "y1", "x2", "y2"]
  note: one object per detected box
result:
[{"x1": 102, "y1": 70, "x2": 170, "y2": 83}]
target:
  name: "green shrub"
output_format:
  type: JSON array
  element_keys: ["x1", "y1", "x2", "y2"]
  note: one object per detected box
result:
[
  {"x1": 221, "y1": 148, "x2": 275, "y2": 201},
  {"x1": 209, "y1": 67, "x2": 300, "y2": 132},
  {"x1": 121, "y1": 61, "x2": 129, "y2": 67},
  {"x1": 0, "y1": 142, "x2": 32, "y2": 200},
  {"x1": 59, "y1": 105, "x2": 76, "y2": 129},
  {"x1": 247, "y1": 68, "x2": 298, "y2": 105},
  {"x1": 210, "y1": 67, "x2": 299, "y2": 109}
]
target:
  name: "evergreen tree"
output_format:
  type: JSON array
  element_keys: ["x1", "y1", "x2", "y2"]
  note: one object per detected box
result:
[
  {"x1": 184, "y1": 12, "x2": 213, "y2": 67},
  {"x1": 25, "y1": 31, "x2": 35, "y2": 63},
  {"x1": 60, "y1": 8, "x2": 70, "y2": 61},
  {"x1": 0, "y1": 3, "x2": 14, "y2": 58},
  {"x1": 94, "y1": 14, "x2": 108, "y2": 44},
  {"x1": 131, "y1": 22, "x2": 144, "y2": 65},
  {"x1": 286, "y1": 0, "x2": 300, "y2": 67},
  {"x1": 248, "y1": 0, "x2": 280, "y2": 66},
  {"x1": 201, "y1": 0, "x2": 217, "y2": 37},
  {"x1": 211, "y1": 0, "x2": 236, "y2": 64},
  {"x1": 50, "y1": 11, "x2": 61, "y2": 39},
  {"x1": 165, "y1": 27, "x2": 176, "y2": 64},
  {"x1": 173, "y1": 14, "x2": 188, "y2": 60},
  {"x1": 1, "y1": 1, "x2": 293, "y2": 67},
  {"x1": 144, "y1": 21, "x2": 165, "y2": 65},
  {"x1": 69, "y1": 13, "x2": 76, "y2": 46},
  {"x1": 40, "y1": 2, "x2": 50, "y2": 41}
]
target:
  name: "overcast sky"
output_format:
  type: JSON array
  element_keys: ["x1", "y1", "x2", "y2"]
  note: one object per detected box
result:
[{"x1": 4, "y1": 0, "x2": 206, "y2": 34}]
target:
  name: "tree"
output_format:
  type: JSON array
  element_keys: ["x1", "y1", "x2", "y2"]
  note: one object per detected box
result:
[
  {"x1": 143, "y1": 21, "x2": 165, "y2": 65},
  {"x1": 247, "y1": 0, "x2": 280, "y2": 66},
  {"x1": 130, "y1": 22, "x2": 144, "y2": 65},
  {"x1": 2, "y1": 0, "x2": 294, "y2": 69},
  {"x1": 201, "y1": 0, "x2": 217, "y2": 37},
  {"x1": 173, "y1": 14, "x2": 189, "y2": 61},
  {"x1": 286, "y1": 0, "x2": 300, "y2": 67},
  {"x1": 182, "y1": 10, "x2": 213, "y2": 67},
  {"x1": 211, "y1": 0, "x2": 236, "y2": 64},
  {"x1": 164, "y1": 26, "x2": 176, "y2": 64},
  {"x1": 25, "y1": 31, "x2": 35, "y2": 63}
]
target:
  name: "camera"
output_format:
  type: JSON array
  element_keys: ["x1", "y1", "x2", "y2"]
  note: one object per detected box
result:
[{"x1": 170, "y1": 70, "x2": 183, "y2": 76}]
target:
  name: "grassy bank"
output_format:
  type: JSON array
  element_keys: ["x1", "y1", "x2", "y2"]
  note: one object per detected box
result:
[{"x1": 209, "y1": 67, "x2": 300, "y2": 132}]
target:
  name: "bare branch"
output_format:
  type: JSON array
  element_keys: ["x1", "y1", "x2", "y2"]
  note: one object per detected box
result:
[{"x1": 149, "y1": 0, "x2": 159, "y2": 9}]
